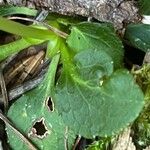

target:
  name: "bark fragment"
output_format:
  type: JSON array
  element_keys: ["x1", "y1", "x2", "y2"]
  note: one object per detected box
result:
[{"x1": 2, "y1": 0, "x2": 140, "y2": 29}]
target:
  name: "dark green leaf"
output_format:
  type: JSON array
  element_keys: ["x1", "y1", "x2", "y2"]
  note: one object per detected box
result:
[
  {"x1": 53, "y1": 49, "x2": 144, "y2": 138},
  {"x1": 67, "y1": 22, "x2": 124, "y2": 68},
  {"x1": 124, "y1": 24, "x2": 150, "y2": 52},
  {"x1": 73, "y1": 49, "x2": 113, "y2": 86},
  {"x1": 7, "y1": 54, "x2": 75, "y2": 149},
  {"x1": 138, "y1": 0, "x2": 150, "y2": 15}
]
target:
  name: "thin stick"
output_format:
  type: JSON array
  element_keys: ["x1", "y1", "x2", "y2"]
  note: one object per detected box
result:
[
  {"x1": 0, "y1": 111, "x2": 37, "y2": 150},
  {"x1": 15, "y1": 50, "x2": 45, "y2": 85},
  {"x1": 72, "y1": 135, "x2": 81, "y2": 150},
  {"x1": 0, "y1": 71, "x2": 45, "y2": 104},
  {"x1": 8, "y1": 16, "x2": 68, "y2": 39},
  {"x1": 64, "y1": 126, "x2": 69, "y2": 150},
  {"x1": 0, "y1": 69, "x2": 8, "y2": 114},
  {"x1": 34, "y1": 10, "x2": 49, "y2": 22}
]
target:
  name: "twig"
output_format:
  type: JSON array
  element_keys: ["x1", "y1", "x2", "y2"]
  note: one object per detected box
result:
[
  {"x1": 0, "y1": 71, "x2": 46, "y2": 104},
  {"x1": 72, "y1": 135, "x2": 81, "y2": 150},
  {"x1": 0, "y1": 111, "x2": 37, "y2": 150},
  {"x1": 0, "y1": 69, "x2": 8, "y2": 114},
  {"x1": 8, "y1": 16, "x2": 68, "y2": 39},
  {"x1": 34, "y1": 10, "x2": 49, "y2": 22},
  {"x1": 64, "y1": 126, "x2": 69, "y2": 150}
]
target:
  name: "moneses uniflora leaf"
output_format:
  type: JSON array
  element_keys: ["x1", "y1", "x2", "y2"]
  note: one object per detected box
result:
[
  {"x1": 7, "y1": 54, "x2": 75, "y2": 150},
  {"x1": 124, "y1": 24, "x2": 150, "y2": 53},
  {"x1": 52, "y1": 22, "x2": 144, "y2": 138},
  {"x1": 67, "y1": 22, "x2": 124, "y2": 69}
]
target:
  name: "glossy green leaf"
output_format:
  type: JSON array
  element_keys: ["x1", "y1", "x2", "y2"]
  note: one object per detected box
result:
[
  {"x1": 124, "y1": 24, "x2": 150, "y2": 52},
  {"x1": 53, "y1": 49, "x2": 144, "y2": 138},
  {"x1": 67, "y1": 22, "x2": 124, "y2": 68},
  {"x1": 7, "y1": 54, "x2": 75, "y2": 150},
  {"x1": 0, "y1": 38, "x2": 44, "y2": 61},
  {"x1": 138, "y1": 0, "x2": 150, "y2": 15},
  {"x1": 0, "y1": 6, "x2": 37, "y2": 16},
  {"x1": 0, "y1": 17, "x2": 55, "y2": 40}
]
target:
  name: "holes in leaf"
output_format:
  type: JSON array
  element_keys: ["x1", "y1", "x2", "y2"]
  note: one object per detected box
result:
[
  {"x1": 78, "y1": 36, "x2": 81, "y2": 40},
  {"x1": 28, "y1": 118, "x2": 50, "y2": 139},
  {"x1": 46, "y1": 97, "x2": 54, "y2": 112}
]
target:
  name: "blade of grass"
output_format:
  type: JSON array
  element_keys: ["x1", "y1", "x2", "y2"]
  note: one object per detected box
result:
[
  {"x1": 0, "y1": 17, "x2": 55, "y2": 40},
  {"x1": 0, "y1": 38, "x2": 44, "y2": 61},
  {"x1": 0, "y1": 6, "x2": 37, "y2": 16}
]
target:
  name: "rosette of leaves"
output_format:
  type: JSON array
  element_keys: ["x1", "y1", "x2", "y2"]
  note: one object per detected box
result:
[
  {"x1": 52, "y1": 22, "x2": 144, "y2": 138},
  {"x1": 0, "y1": 12, "x2": 144, "y2": 149}
]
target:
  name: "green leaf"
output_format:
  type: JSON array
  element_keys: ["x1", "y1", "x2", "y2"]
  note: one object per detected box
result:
[
  {"x1": 46, "y1": 21, "x2": 66, "y2": 58},
  {"x1": 124, "y1": 24, "x2": 150, "y2": 52},
  {"x1": 67, "y1": 22, "x2": 124, "y2": 68},
  {"x1": 46, "y1": 13, "x2": 83, "y2": 26},
  {"x1": 47, "y1": 37, "x2": 65, "y2": 58},
  {"x1": 138, "y1": 0, "x2": 150, "y2": 15},
  {"x1": 0, "y1": 38, "x2": 44, "y2": 61},
  {"x1": 53, "y1": 49, "x2": 144, "y2": 138},
  {"x1": 0, "y1": 17, "x2": 55, "y2": 40},
  {"x1": 7, "y1": 54, "x2": 75, "y2": 150},
  {"x1": 0, "y1": 6, "x2": 37, "y2": 16},
  {"x1": 73, "y1": 49, "x2": 113, "y2": 86}
]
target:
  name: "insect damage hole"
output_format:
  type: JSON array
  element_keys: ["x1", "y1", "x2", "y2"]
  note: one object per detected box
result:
[
  {"x1": 28, "y1": 118, "x2": 50, "y2": 139},
  {"x1": 46, "y1": 97, "x2": 54, "y2": 112}
]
